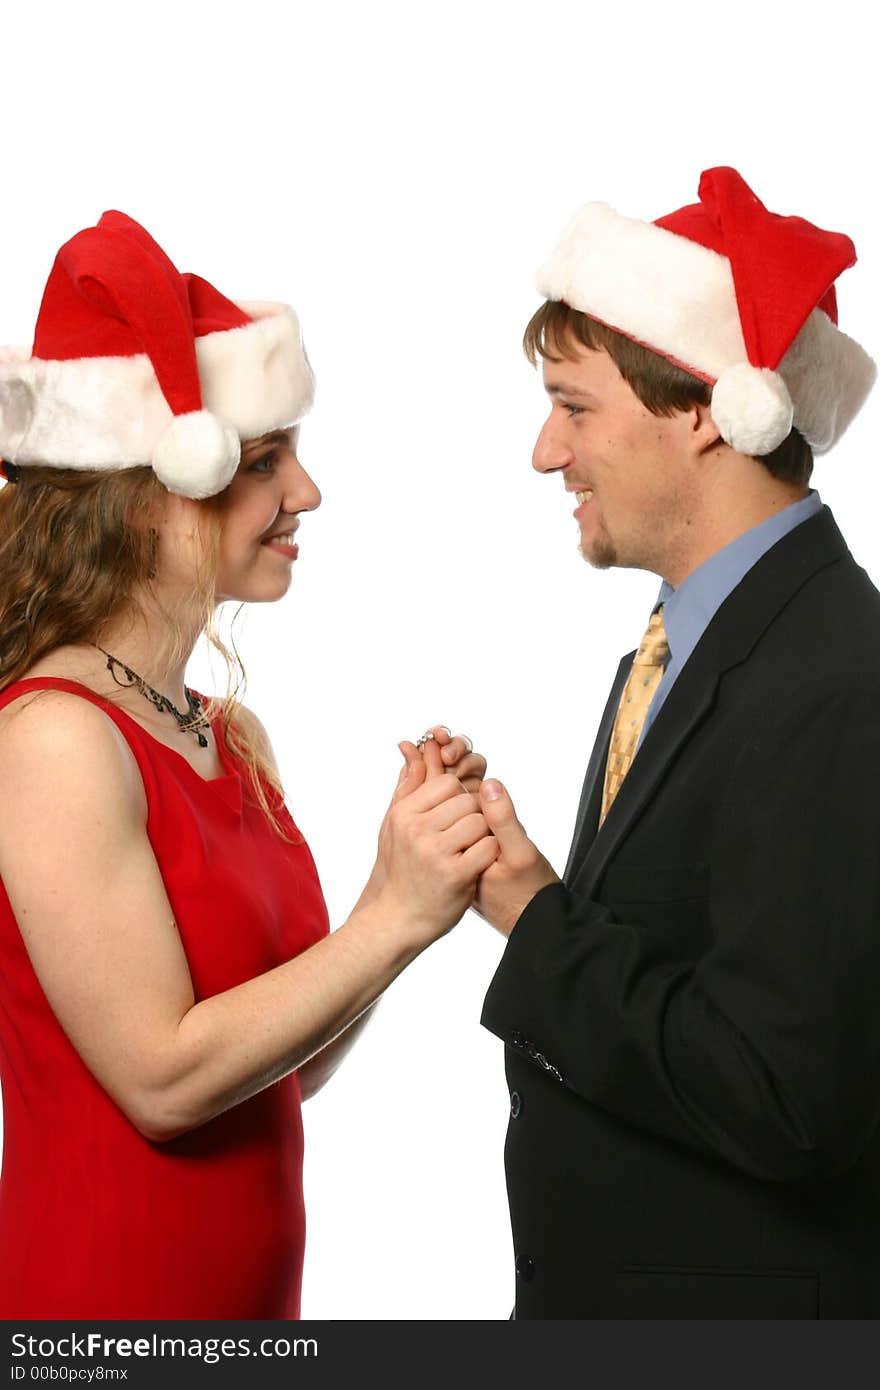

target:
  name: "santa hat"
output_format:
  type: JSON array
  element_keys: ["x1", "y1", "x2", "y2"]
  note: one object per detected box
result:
[
  {"x1": 536, "y1": 167, "x2": 875, "y2": 456},
  {"x1": 0, "y1": 210, "x2": 315, "y2": 498}
]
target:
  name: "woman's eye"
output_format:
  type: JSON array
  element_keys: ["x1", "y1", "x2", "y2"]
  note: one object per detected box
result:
[{"x1": 249, "y1": 451, "x2": 277, "y2": 474}]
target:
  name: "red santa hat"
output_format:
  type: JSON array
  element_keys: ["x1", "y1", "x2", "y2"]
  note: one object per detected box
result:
[
  {"x1": 536, "y1": 167, "x2": 875, "y2": 456},
  {"x1": 0, "y1": 210, "x2": 315, "y2": 498}
]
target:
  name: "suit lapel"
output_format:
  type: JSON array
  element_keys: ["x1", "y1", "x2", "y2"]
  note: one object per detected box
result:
[
  {"x1": 568, "y1": 628, "x2": 722, "y2": 898},
  {"x1": 564, "y1": 506, "x2": 849, "y2": 900},
  {"x1": 563, "y1": 652, "x2": 632, "y2": 884}
]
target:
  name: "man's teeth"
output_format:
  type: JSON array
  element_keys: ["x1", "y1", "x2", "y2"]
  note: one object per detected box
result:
[{"x1": 576, "y1": 490, "x2": 594, "y2": 505}]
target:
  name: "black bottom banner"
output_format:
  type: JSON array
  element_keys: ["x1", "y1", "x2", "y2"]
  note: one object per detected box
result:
[{"x1": 3, "y1": 1318, "x2": 879, "y2": 1389}]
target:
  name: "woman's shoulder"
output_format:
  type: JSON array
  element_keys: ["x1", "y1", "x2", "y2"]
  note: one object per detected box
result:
[
  {"x1": 0, "y1": 649, "x2": 99, "y2": 715},
  {"x1": 0, "y1": 680, "x2": 148, "y2": 819},
  {"x1": 0, "y1": 676, "x2": 106, "y2": 731},
  {"x1": 1, "y1": 657, "x2": 113, "y2": 736}
]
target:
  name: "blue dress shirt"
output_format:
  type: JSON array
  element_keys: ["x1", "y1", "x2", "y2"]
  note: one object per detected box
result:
[{"x1": 637, "y1": 490, "x2": 824, "y2": 750}]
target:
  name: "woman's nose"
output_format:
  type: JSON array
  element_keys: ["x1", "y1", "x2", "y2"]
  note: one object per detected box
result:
[{"x1": 286, "y1": 458, "x2": 321, "y2": 512}]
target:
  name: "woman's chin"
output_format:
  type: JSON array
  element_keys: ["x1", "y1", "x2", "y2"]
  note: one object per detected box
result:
[{"x1": 215, "y1": 575, "x2": 293, "y2": 605}]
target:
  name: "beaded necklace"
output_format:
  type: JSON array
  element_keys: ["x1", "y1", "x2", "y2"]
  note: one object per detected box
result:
[{"x1": 93, "y1": 645, "x2": 210, "y2": 748}]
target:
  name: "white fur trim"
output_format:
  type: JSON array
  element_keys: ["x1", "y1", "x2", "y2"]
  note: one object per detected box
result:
[
  {"x1": 152, "y1": 410, "x2": 240, "y2": 499},
  {"x1": 0, "y1": 302, "x2": 314, "y2": 470},
  {"x1": 196, "y1": 302, "x2": 314, "y2": 440},
  {"x1": 777, "y1": 308, "x2": 877, "y2": 454},
  {"x1": 537, "y1": 202, "x2": 747, "y2": 380},
  {"x1": 711, "y1": 365, "x2": 793, "y2": 456}
]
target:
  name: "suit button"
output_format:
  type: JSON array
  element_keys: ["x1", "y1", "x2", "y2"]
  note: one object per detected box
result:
[
  {"x1": 515, "y1": 1254, "x2": 535, "y2": 1282},
  {"x1": 510, "y1": 1090, "x2": 522, "y2": 1118}
]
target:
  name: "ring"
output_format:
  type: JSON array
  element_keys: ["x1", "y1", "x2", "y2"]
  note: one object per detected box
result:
[{"x1": 416, "y1": 732, "x2": 436, "y2": 748}]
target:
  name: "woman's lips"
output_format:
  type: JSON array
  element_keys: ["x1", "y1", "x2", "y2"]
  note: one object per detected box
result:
[{"x1": 261, "y1": 536, "x2": 299, "y2": 559}]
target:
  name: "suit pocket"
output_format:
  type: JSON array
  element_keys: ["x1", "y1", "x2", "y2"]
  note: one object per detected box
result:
[
  {"x1": 614, "y1": 1264, "x2": 818, "y2": 1319},
  {"x1": 601, "y1": 861, "x2": 709, "y2": 904}
]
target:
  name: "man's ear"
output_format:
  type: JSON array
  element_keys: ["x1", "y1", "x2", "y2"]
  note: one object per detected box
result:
[{"x1": 690, "y1": 400, "x2": 722, "y2": 456}]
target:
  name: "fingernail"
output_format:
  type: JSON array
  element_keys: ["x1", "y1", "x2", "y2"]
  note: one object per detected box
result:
[{"x1": 483, "y1": 780, "x2": 503, "y2": 801}]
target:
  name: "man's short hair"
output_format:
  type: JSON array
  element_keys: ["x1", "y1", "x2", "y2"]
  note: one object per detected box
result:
[{"x1": 523, "y1": 300, "x2": 813, "y2": 487}]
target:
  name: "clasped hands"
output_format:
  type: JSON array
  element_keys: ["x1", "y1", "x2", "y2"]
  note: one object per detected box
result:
[{"x1": 377, "y1": 725, "x2": 559, "y2": 940}]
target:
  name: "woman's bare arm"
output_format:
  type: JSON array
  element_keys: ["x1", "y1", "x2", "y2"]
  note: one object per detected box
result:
[{"x1": 0, "y1": 694, "x2": 496, "y2": 1141}]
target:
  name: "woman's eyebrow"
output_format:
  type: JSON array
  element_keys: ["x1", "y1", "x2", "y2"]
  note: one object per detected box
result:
[{"x1": 244, "y1": 429, "x2": 292, "y2": 452}]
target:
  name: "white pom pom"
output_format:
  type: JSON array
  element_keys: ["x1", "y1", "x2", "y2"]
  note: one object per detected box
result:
[
  {"x1": 711, "y1": 365, "x2": 793, "y2": 456},
  {"x1": 152, "y1": 410, "x2": 240, "y2": 499}
]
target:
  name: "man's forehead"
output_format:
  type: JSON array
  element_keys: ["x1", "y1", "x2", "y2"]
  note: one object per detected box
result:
[
  {"x1": 542, "y1": 345, "x2": 611, "y2": 399},
  {"x1": 544, "y1": 379, "x2": 599, "y2": 400}
]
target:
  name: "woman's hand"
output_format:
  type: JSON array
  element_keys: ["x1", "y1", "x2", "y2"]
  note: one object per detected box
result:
[
  {"x1": 422, "y1": 725, "x2": 487, "y2": 792},
  {"x1": 361, "y1": 738, "x2": 499, "y2": 950}
]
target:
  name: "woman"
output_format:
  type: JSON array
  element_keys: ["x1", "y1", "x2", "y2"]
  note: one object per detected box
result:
[{"x1": 0, "y1": 211, "x2": 497, "y2": 1318}]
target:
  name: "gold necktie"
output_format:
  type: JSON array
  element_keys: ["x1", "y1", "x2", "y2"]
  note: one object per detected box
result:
[{"x1": 599, "y1": 607, "x2": 669, "y2": 827}]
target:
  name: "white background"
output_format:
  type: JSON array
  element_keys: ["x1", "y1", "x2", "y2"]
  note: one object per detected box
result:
[{"x1": 2, "y1": 0, "x2": 877, "y2": 1320}]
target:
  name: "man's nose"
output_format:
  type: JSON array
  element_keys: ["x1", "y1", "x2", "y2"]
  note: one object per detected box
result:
[{"x1": 532, "y1": 416, "x2": 573, "y2": 474}]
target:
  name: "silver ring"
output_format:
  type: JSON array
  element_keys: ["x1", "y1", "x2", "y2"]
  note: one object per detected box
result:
[{"x1": 416, "y1": 731, "x2": 436, "y2": 748}]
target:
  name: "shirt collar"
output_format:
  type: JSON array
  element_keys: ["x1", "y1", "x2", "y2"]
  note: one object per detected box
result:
[{"x1": 655, "y1": 490, "x2": 824, "y2": 666}]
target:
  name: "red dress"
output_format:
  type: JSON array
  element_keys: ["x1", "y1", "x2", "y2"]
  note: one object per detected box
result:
[{"x1": 0, "y1": 678, "x2": 330, "y2": 1319}]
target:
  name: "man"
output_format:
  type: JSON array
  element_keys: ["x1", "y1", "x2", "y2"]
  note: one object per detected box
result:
[{"x1": 474, "y1": 167, "x2": 879, "y2": 1318}]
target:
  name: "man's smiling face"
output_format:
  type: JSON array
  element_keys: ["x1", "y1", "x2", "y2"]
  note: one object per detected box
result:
[{"x1": 532, "y1": 336, "x2": 705, "y2": 581}]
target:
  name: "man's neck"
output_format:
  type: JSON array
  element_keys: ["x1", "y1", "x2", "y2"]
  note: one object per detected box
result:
[{"x1": 664, "y1": 470, "x2": 811, "y2": 588}]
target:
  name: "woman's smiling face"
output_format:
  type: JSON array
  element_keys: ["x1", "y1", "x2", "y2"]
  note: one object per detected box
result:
[{"x1": 212, "y1": 426, "x2": 322, "y2": 603}]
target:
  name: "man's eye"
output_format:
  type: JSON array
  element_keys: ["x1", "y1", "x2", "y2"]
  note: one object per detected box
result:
[{"x1": 564, "y1": 404, "x2": 585, "y2": 418}]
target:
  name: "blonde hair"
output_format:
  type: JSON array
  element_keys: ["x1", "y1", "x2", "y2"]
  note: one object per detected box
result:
[{"x1": 0, "y1": 463, "x2": 297, "y2": 842}]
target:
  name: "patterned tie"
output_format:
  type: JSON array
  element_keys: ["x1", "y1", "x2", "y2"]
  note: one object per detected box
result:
[{"x1": 599, "y1": 607, "x2": 669, "y2": 827}]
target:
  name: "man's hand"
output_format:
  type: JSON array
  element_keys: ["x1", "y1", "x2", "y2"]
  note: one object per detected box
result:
[{"x1": 473, "y1": 780, "x2": 559, "y2": 937}]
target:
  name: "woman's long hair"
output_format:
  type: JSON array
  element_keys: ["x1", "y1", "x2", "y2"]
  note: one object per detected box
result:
[{"x1": 0, "y1": 464, "x2": 295, "y2": 841}]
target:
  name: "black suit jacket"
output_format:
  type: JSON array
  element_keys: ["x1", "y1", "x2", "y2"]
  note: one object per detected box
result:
[{"x1": 481, "y1": 507, "x2": 880, "y2": 1318}]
